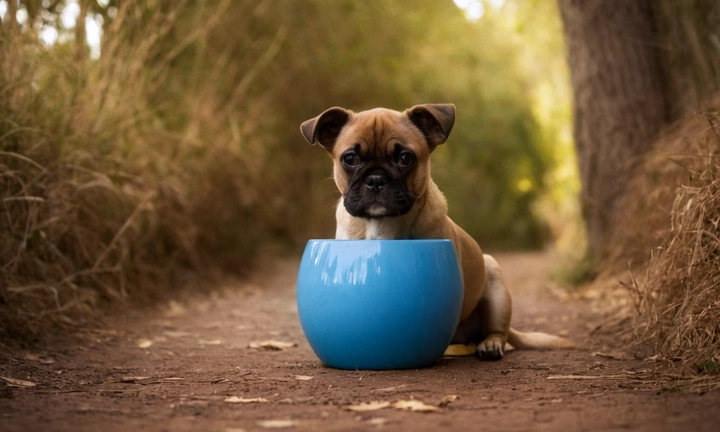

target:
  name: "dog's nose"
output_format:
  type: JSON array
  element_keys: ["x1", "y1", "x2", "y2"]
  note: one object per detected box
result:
[{"x1": 364, "y1": 174, "x2": 388, "y2": 191}]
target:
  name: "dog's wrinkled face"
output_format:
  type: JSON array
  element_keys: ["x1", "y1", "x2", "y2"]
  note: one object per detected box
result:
[{"x1": 301, "y1": 104, "x2": 455, "y2": 218}]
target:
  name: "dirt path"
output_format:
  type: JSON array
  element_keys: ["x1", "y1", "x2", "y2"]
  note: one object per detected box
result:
[{"x1": 2, "y1": 252, "x2": 719, "y2": 431}]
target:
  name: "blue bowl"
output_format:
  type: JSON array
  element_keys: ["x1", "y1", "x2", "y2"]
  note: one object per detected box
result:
[{"x1": 296, "y1": 239, "x2": 463, "y2": 370}]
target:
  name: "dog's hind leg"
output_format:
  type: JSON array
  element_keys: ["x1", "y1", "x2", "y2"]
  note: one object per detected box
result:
[
  {"x1": 451, "y1": 254, "x2": 512, "y2": 360},
  {"x1": 474, "y1": 255, "x2": 512, "y2": 360}
]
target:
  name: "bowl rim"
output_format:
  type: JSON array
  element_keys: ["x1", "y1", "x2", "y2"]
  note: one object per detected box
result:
[{"x1": 305, "y1": 238, "x2": 454, "y2": 243}]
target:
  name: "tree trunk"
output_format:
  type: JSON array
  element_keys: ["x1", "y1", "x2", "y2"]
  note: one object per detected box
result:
[
  {"x1": 6, "y1": 0, "x2": 18, "y2": 32},
  {"x1": 558, "y1": 0, "x2": 671, "y2": 262},
  {"x1": 75, "y1": 0, "x2": 89, "y2": 62}
]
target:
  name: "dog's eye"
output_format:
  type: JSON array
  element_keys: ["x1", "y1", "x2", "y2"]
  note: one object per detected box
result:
[
  {"x1": 341, "y1": 152, "x2": 360, "y2": 168},
  {"x1": 397, "y1": 151, "x2": 416, "y2": 168}
]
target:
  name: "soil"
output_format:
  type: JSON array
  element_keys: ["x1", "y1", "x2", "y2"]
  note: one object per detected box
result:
[{"x1": 2, "y1": 252, "x2": 719, "y2": 432}]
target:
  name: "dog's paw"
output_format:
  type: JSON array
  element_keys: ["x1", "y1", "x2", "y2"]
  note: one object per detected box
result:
[{"x1": 476, "y1": 335, "x2": 504, "y2": 361}]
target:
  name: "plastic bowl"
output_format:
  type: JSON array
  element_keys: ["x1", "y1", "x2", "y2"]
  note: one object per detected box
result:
[{"x1": 296, "y1": 239, "x2": 463, "y2": 370}]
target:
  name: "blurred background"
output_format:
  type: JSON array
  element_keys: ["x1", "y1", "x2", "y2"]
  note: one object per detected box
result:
[{"x1": 1, "y1": 0, "x2": 580, "y2": 335}]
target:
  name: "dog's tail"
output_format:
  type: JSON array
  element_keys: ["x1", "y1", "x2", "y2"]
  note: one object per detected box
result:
[{"x1": 507, "y1": 328, "x2": 574, "y2": 350}]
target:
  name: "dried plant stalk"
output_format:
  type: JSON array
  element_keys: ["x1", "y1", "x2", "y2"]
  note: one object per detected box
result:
[{"x1": 627, "y1": 110, "x2": 720, "y2": 380}]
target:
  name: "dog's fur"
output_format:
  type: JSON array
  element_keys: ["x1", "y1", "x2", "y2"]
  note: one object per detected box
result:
[{"x1": 300, "y1": 103, "x2": 573, "y2": 359}]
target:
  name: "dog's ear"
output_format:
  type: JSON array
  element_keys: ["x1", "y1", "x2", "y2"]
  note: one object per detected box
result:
[
  {"x1": 300, "y1": 107, "x2": 352, "y2": 151},
  {"x1": 405, "y1": 103, "x2": 456, "y2": 150}
]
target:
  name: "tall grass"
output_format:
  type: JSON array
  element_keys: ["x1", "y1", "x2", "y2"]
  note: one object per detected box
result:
[
  {"x1": 0, "y1": 1, "x2": 284, "y2": 339},
  {"x1": 625, "y1": 110, "x2": 720, "y2": 375},
  {"x1": 607, "y1": 104, "x2": 720, "y2": 382}
]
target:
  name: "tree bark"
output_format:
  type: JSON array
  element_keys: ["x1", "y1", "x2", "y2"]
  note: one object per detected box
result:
[
  {"x1": 75, "y1": 0, "x2": 89, "y2": 62},
  {"x1": 558, "y1": 0, "x2": 671, "y2": 262},
  {"x1": 6, "y1": 0, "x2": 18, "y2": 32}
]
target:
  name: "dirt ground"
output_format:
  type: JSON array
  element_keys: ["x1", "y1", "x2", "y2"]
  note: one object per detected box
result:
[{"x1": 2, "y1": 252, "x2": 719, "y2": 432}]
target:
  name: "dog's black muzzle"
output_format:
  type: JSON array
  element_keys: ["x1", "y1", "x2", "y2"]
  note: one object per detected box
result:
[{"x1": 344, "y1": 166, "x2": 416, "y2": 218}]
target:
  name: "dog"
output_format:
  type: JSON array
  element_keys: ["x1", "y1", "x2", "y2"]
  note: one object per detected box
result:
[{"x1": 300, "y1": 103, "x2": 573, "y2": 360}]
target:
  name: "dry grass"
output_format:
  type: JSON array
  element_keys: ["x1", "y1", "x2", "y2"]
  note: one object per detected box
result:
[
  {"x1": 629, "y1": 156, "x2": 720, "y2": 368},
  {"x1": 0, "y1": 1, "x2": 289, "y2": 341},
  {"x1": 593, "y1": 0, "x2": 720, "y2": 387},
  {"x1": 608, "y1": 103, "x2": 720, "y2": 386},
  {"x1": 606, "y1": 101, "x2": 720, "y2": 274}
]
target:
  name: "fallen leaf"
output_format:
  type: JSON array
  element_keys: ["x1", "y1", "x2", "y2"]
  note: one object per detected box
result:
[
  {"x1": 248, "y1": 340, "x2": 297, "y2": 350},
  {"x1": 443, "y1": 344, "x2": 476, "y2": 356},
  {"x1": 392, "y1": 400, "x2": 442, "y2": 413},
  {"x1": 593, "y1": 351, "x2": 627, "y2": 360},
  {"x1": 163, "y1": 330, "x2": 193, "y2": 338},
  {"x1": 155, "y1": 377, "x2": 184, "y2": 382},
  {"x1": 136, "y1": 339, "x2": 153, "y2": 349},
  {"x1": 343, "y1": 401, "x2": 390, "y2": 412},
  {"x1": 1, "y1": 376, "x2": 36, "y2": 387},
  {"x1": 293, "y1": 375, "x2": 313, "y2": 381},
  {"x1": 224, "y1": 396, "x2": 269, "y2": 404},
  {"x1": 368, "y1": 418, "x2": 389, "y2": 426},
  {"x1": 371, "y1": 384, "x2": 408, "y2": 393},
  {"x1": 547, "y1": 374, "x2": 628, "y2": 380},
  {"x1": 175, "y1": 400, "x2": 209, "y2": 408},
  {"x1": 256, "y1": 420, "x2": 297, "y2": 429},
  {"x1": 24, "y1": 352, "x2": 55, "y2": 365},
  {"x1": 165, "y1": 300, "x2": 187, "y2": 317},
  {"x1": 121, "y1": 376, "x2": 151, "y2": 383},
  {"x1": 622, "y1": 369, "x2": 649, "y2": 375}
]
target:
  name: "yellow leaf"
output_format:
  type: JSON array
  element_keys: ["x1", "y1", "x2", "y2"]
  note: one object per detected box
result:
[
  {"x1": 121, "y1": 376, "x2": 151, "y2": 383},
  {"x1": 136, "y1": 339, "x2": 153, "y2": 349},
  {"x1": 392, "y1": 400, "x2": 442, "y2": 413},
  {"x1": 256, "y1": 420, "x2": 297, "y2": 429},
  {"x1": 1, "y1": 376, "x2": 36, "y2": 387},
  {"x1": 224, "y1": 396, "x2": 269, "y2": 404},
  {"x1": 248, "y1": 340, "x2": 297, "y2": 350},
  {"x1": 443, "y1": 343, "x2": 476, "y2": 356},
  {"x1": 343, "y1": 401, "x2": 391, "y2": 412},
  {"x1": 293, "y1": 375, "x2": 313, "y2": 381}
]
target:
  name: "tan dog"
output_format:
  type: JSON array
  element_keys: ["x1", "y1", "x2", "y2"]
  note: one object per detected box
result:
[{"x1": 300, "y1": 103, "x2": 573, "y2": 360}]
